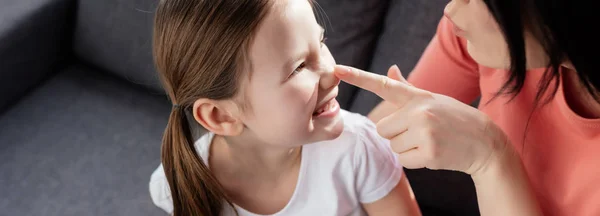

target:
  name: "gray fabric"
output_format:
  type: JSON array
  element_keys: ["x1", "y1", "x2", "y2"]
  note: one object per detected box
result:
[
  {"x1": 73, "y1": 0, "x2": 161, "y2": 92},
  {"x1": 0, "y1": 65, "x2": 169, "y2": 216},
  {"x1": 312, "y1": 0, "x2": 390, "y2": 109},
  {"x1": 348, "y1": 0, "x2": 447, "y2": 115},
  {"x1": 0, "y1": 0, "x2": 73, "y2": 112}
]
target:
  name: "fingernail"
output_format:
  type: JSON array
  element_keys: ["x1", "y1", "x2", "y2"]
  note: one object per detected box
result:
[
  {"x1": 346, "y1": 66, "x2": 354, "y2": 74},
  {"x1": 336, "y1": 66, "x2": 350, "y2": 75}
]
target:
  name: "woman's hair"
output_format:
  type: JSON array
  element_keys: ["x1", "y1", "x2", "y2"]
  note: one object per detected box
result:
[
  {"x1": 153, "y1": 0, "x2": 271, "y2": 215},
  {"x1": 483, "y1": 0, "x2": 598, "y2": 104}
]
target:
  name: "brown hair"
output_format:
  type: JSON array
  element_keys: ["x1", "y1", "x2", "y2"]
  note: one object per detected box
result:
[{"x1": 153, "y1": 0, "x2": 271, "y2": 215}]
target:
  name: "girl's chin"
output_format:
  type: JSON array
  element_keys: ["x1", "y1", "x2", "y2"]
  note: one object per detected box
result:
[{"x1": 315, "y1": 116, "x2": 344, "y2": 141}]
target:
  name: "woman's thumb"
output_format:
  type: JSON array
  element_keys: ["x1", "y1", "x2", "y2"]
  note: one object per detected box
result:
[{"x1": 387, "y1": 65, "x2": 407, "y2": 83}]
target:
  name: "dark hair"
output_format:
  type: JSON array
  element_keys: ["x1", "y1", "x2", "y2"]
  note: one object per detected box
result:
[
  {"x1": 483, "y1": 0, "x2": 599, "y2": 104},
  {"x1": 153, "y1": 0, "x2": 271, "y2": 215}
]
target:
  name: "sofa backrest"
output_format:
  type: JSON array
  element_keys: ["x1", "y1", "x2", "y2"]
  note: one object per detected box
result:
[
  {"x1": 73, "y1": 0, "x2": 161, "y2": 92},
  {"x1": 0, "y1": 0, "x2": 73, "y2": 112}
]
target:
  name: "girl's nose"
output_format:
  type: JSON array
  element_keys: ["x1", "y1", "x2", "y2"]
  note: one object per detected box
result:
[{"x1": 318, "y1": 61, "x2": 340, "y2": 90}]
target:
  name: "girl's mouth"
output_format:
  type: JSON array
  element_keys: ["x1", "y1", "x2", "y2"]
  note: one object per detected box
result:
[{"x1": 312, "y1": 98, "x2": 339, "y2": 118}]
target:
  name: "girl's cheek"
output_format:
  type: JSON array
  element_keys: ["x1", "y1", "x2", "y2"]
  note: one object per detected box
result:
[
  {"x1": 283, "y1": 74, "x2": 319, "y2": 110},
  {"x1": 299, "y1": 78, "x2": 317, "y2": 103}
]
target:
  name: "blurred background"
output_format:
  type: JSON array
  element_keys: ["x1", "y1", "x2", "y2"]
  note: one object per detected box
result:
[{"x1": 0, "y1": 0, "x2": 479, "y2": 215}]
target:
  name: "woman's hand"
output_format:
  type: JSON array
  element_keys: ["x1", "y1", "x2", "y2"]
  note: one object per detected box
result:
[
  {"x1": 336, "y1": 64, "x2": 541, "y2": 216},
  {"x1": 334, "y1": 64, "x2": 510, "y2": 176}
]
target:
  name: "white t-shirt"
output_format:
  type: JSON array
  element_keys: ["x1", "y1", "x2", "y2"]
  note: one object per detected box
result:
[{"x1": 149, "y1": 110, "x2": 403, "y2": 216}]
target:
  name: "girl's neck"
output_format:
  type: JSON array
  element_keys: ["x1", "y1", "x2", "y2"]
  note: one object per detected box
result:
[
  {"x1": 209, "y1": 135, "x2": 302, "y2": 214},
  {"x1": 209, "y1": 134, "x2": 302, "y2": 180}
]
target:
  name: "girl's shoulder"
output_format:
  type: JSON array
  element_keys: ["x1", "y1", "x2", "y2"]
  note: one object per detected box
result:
[
  {"x1": 305, "y1": 109, "x2": 380, "y2": 148},
  {"x1": 336, "y1": 109, "x2": 388, "y2": 149},
  {"x1": 339, "y1": 109, "x2": 379, "y2": 135},
  {"x1": 302, "y1": 109, "x2": 403, "y2": 204},
  {"x1": 304, "y1": 109, "x2": 397, "y2": 170}
]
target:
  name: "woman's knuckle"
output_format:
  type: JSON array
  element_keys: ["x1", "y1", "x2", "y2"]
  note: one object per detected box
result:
[
  {"x1": 421, "y1": 126, "x2": 435, "y2": 138},
  {"x1": 416, "y1": 105, "x2": 435, "y2": 120},
  {"x1": 380, "y1": 76, "x2": 390, "y2": 90}
]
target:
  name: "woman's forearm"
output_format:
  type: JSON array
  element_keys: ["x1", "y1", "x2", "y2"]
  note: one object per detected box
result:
[{"x1": 472, "y1": 148, "x2": 542, "y2": 216}]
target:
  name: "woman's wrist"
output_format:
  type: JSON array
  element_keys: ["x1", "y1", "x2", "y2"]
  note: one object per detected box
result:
[
  {"x1": 471, "y1": 144, "x2": 521, "y2": 185},
  {"x1": 469, "y1": 138, "x2": 542, "y2": 216},
  {"x1": 471, "y1": 119, "x2": 518, "y2": 183}
]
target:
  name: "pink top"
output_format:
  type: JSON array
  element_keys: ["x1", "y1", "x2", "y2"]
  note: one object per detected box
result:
[{"x1": 407, "y1": 17, "x2": 600, "y2": 216}]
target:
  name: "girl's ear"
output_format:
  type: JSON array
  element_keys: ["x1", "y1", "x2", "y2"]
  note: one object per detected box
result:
[{"x1": 192, "y1": 99, "x2": 244, "y2": 136}]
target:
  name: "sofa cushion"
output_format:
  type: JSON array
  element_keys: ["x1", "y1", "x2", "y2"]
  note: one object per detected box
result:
[
  {"x1": 0, "y1": 0, "x2": 73, "y2": 112},
  {"x1": 0, "y1": 64, "x2": 169, "y2": 216},
  {"x1": 73, "y1": 0, "x2": 161, "y2": 91}
]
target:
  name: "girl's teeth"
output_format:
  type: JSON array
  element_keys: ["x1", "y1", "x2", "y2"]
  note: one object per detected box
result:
[{"x1": 314, "y1": 100, "x2": 335, "y2": 116}]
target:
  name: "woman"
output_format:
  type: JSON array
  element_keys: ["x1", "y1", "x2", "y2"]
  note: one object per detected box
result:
[{"x1": 334, "y1": 0, "x2": 598, "y2": 215}]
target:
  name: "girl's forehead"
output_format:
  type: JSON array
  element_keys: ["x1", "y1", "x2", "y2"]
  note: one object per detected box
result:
[
  {"x1": 248, "y1": 0, "x2": 319, "y2": 73},
  {"x1": 259, "y1": 0, "x2": 317, "y2": 40}
]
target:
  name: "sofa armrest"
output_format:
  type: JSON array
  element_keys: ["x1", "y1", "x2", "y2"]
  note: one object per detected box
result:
[{"x1": 0, "y1": 0, "x2": 74, "y2": 112}]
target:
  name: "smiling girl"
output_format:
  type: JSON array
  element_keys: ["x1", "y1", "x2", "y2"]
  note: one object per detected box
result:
[{"x1": 148, "y1": 0, "x2": 421, "y2": 215}]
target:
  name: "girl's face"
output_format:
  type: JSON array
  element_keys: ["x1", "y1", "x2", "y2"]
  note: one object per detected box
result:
[
  {"x1": 444, "y1": 0, "x2": 547, "y2": 69},
  {"x1": 239, "y1": 0, "x2": 343, "y2": 147}
]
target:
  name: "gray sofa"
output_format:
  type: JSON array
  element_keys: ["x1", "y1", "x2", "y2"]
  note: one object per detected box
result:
[{"x1": 0, "y1": 0, "x2": 479, "y2": 215}]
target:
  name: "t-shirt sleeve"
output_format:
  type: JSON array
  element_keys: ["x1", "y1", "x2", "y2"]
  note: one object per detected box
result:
[
  {"x1": 408, "y1": 16, "x2": 481, "y2": 104},
  {"x1": 353, "y1": 119, "x2": 403, "y2": 204},
  {"x1": 149, "y1": 164, "x2": 174, "y2": 214}
]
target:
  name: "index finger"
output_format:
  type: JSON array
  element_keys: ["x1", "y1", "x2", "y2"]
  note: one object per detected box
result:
[{"x1": 334, "y1": 65, "x2": 417, "y2": 106}]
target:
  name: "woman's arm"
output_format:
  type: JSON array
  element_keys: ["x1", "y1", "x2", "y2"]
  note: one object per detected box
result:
[
  {"x1": 362, "y1": 173, "x2": 422, "y2": 216},
  {"x1": 472, "y1": 138, "x2": 542, "y2": 216}
]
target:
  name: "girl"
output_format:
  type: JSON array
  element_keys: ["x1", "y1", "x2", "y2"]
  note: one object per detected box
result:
[{"x1": 148, "y1": 0, "x2": 421, "y2": 215}]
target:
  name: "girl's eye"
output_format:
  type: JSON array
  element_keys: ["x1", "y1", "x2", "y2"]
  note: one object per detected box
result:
[{"x1": 290, "y1": 62, "x2": 306, "y2": 78}]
